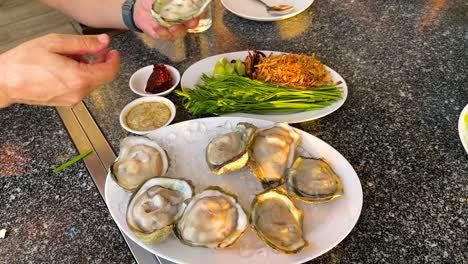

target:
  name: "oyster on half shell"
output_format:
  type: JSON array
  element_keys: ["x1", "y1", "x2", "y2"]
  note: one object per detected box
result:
[
  {"x1": 127, "y1": 177, "x2": 193, "y2": 244},
  {"x1": 285, "y1": 157, "x2": 343, "y2": 203},
  {"x1": 206, "y1": 122, "x2": 257, "y2": 175},
  {"x1": 111, "y1": 136, "x2": 168, "y2": 192},
  {"x1": 250, "y1": 189, "x2": 307, "y2": 254},
  {"x1": 248, "y1": 123, "x2": 301, "y2": 189},
  {"x1": 174, "y1": 187, "x2": 248, "y2": 249},
  {"x1": 151, "y1": 0, "x2": 212, "y2": 27}
]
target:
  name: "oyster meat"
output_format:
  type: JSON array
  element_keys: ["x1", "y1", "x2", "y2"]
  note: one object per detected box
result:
[
  {"x1": 127, "y1": 177, "x2": 193, "y2": 244},
  {"x1": 111, "y1": 136, "x2": 168, "y2": 192},
  {"x1": 250, "y1": 189, "x2": 307, "y2": 254},
  {"x1": 248, "y1": 123, "x2": 301, "y2": 189},
  {"x1": 286, "y1": 157, "x2": 343, "y2": 203},
  {"x1": 206, "y1": 122, "x2": 257, "y2": 175},
  {"x1": 175, "y1": 187, "x2": 248, "y2": 249},
  {"x1": 151, "y1": 0, "x2": 212, "y2": 27}
]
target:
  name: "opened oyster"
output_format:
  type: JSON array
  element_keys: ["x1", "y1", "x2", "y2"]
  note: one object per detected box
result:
[
  {"x1": 248, "y1": 123, "x2": 301, "y2": 189},
  {"x1": 250, "y1": 189, "x2": 307, "y2": 254},
  {"x1": 127, "y1": 177, "x2": 193, "y2": 244},
  {"x1": 286, "y1": 157, "x2": 343, "y2": 203},
  {"x1": 111, "y1": 136, "x2": 168, "y2": 192},
  {"x1": 151, "y1": 0, "x2": 212, "y2": 27},
  {"x1": 206, "y1": 122, "x2": 257, "y2": 175},
  {"x1": 175, "y1": 187, "x2": 248, "y2": 249}
]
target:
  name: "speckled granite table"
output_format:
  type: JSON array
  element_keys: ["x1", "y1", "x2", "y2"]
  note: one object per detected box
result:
[
  {"x1": 1, "y1": 0, "x2": 467, "y2": 263},
  {"x1": 0, "y1": 105, "x2": 134, "y2": 263}
]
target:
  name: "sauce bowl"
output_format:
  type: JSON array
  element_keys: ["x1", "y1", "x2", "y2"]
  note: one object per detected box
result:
[
  {"x1": 129, "y1": 64, "x2": 180, "y2": 97},
  {"x1": 120, "y1": 96, "x2": 176, "y2": 135}
]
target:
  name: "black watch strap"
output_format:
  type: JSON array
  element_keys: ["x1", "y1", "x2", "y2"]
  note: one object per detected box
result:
[{"x1": 122, "y1": 0, "x2": 143, "y2": 33}]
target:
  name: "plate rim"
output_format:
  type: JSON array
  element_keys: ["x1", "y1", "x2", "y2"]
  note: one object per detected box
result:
[
  {"x1": 458, "y1": 104, "x2": 468, "y2": 154},
  {"x1": 180, "y1": 50, "x2": 348, "y2": 124},
  {"x1": 220, "y1": 0, "x2": 315, "y2": 22},
  {"x1": 105, "y1": 116, "x2": 363, "y2": 264}
]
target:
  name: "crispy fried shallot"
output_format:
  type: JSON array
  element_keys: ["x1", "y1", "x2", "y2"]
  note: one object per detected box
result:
[{"x1": 252, "y1": 53, "x2": 332, "y2": 90}]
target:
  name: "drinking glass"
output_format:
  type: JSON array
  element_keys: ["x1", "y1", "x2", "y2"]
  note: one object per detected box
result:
[{"x1": 187, "y1": 5, "x2": 212, "y2": 33}]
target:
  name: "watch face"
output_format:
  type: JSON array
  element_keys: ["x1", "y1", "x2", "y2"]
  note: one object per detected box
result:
[{"x1": 151, "y1": 0, "x2": 212, "y2": 27}]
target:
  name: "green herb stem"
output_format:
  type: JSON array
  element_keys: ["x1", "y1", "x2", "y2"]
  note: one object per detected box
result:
[
  {"x1": 176, "y1": 74, "x2": 343, "y2": 116},
  {"x1": 53, "y1": 149, "x2": 93, "y2": 173}
]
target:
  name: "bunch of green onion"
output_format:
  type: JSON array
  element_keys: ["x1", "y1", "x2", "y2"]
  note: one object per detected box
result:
[{"x1": 176, "y1": 74, "x2": 343, "y2": 116}]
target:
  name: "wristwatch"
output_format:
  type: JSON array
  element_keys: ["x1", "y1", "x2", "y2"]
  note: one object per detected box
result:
[{"x1": 122, "y1": 0, "x2": 143, "y2": 33}]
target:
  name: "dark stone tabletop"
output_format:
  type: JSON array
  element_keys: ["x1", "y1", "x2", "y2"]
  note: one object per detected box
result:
[
  {"x1": 0, "y1": 105, "x2": 134, "y2": 263},
  {"x1": 1, "y1": 0, "x2": 467, "y2": 263}
]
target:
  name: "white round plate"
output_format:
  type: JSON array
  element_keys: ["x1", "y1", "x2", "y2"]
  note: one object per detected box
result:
[
  {"x1": 181, "y1": 51, "x2": 348, "y2": 123},
  {"x1": 221, "y1": 0, "x2": 314, "y2": 21},
  {"x1": 458, "y1": 104, "x2": 468, "y2": 154},
  {"x1": 105, "y1": 117, "x2": 362, "y2": 264},
  {"x1": 129, "y1": 64, "x2": 180, "y2": 97}
]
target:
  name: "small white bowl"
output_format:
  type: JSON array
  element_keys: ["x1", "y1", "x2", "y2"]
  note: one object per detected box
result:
[
  {"x1": 119, "y1": 96, "x2": 176, "y2": 135},
  {"x1": 458, "y1": 104, "x2": 468, "y2": 154},
  {"x1": 129, "y1": 64, "x2": 180, "y2": 97}
]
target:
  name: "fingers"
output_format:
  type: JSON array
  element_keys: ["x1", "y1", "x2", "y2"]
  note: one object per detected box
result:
[
  {"x1": 134, "y1": 0, "x2": 189, "y2": 40},
  {"x1": 151, "y1": 22, "x2": 189, "y2": 40},
  {"x1": 142, "y1": 22, "x2": 187, "y2": 40},
  {"x1": 167, "y1": 24, "x2": 187, "y2": 39},
  {"x1": 53, "y1": 50, "x2": 120, "y2": 106},
  {"x1": 137, "y1": 14, "x2": 187, "y2": 40},
  {"x1": 133, "y1": 0, "x2": 207, "y2": 40},
  {"x1": 79, "y1": 49, "x2": 121, "y2": 86},
  {"x1": 134, "y1": 0, "x2": 162, "y2": 38},
  {"x1": 140, "y1": 0, "x2": 155, "y2": 9},
  {"x1": 139, "y1": 19, "x2": 165, "y2": 39},
  {"x1": 38, "y1": 33, "x2": 110, "y2": 55},
  {"x1": 184, "y1": 17, "x2": 201, "y2": 29},
  {"x1": 83, "y1": 48, "x2": 109, "y2": 64},
  {"x1": 199, "y1": 10, "x2": 209, "y2": 19}
]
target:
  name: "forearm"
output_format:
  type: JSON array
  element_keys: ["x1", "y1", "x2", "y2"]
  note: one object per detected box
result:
[
  {"x1": 40, "y1": 0, "x2": 127, "y2": 30},
  {"x1": 0, "y1": 55, "x2": 13, "y2": 108},
  {"x1": 0, "y1": 83, "x2": 12, "y2": 108}
]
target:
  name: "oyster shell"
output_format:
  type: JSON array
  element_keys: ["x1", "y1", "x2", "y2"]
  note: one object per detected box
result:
[
  {"x1": 206, "y1": 122, "x2": 257, "y2": 175},
  {"x1": 285, "y1": 157, "x2": 343, "y2": 203},
  {"x1": 175, "y1": 187, "x2": 248, "y2": 249},
  {"x1": 126, "y1": 177, "x2": 193, "y2": 244},
  {"x1": 111, "y1": 136, "x2": 168, "y2": 192},
  {"x1": 151, "y1": 0, "x2": 212, "y2": 27},
  {"x1": 250, "y1": 189, "x2": 307, "y2": 254},
  {"x1": 248, "y1": 123, "x2": 301, "y2": 189}
]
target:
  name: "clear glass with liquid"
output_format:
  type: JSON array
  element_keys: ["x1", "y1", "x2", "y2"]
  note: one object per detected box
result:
[{"x1": 187, "y1": 5, "x2": 212, "y2": 33}]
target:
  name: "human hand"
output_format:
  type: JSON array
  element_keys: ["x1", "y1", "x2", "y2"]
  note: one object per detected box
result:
[
  {"x1": 0, "y1": 33, "x2": 120, "y2": 108},
  {"x1": 133, "y1": 0, "x2": 202, "y2": 40}
]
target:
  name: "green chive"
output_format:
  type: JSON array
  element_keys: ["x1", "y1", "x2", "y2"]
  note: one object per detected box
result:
[
  {"x1": 176, "y1": 74, "x2": 343, "y2": 116},
  {"x1": 53, "y1": 149, "x2": 93, "y2": 173}
]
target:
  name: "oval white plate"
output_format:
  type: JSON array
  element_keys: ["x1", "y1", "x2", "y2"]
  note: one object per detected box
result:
[
  {"x1": 105, "y1": 117, "x2": 362, "y2": 264},
  {"x1": 458, "y1": 104, "x2": 468, "y2": 154},
  {"x1": 181, "y1": 51, "x2": 348, "y2": 124},
  {"x1": 221, "y1": 0, "x2": 314, "y2": 21},
  {"x1": 129, "y1": 64, "x2": 180, "y2": 97}
]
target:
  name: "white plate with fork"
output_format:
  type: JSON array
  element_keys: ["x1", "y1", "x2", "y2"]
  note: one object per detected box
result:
[{"x1": 221, "y1": 0, "x2": 314, "y2": 21}]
